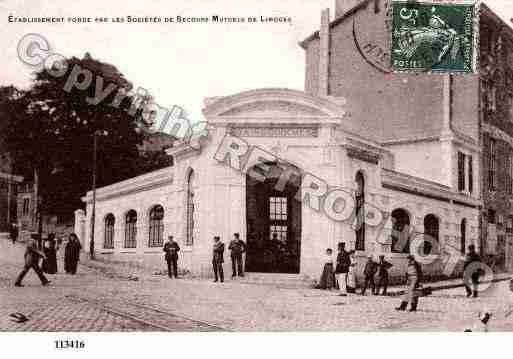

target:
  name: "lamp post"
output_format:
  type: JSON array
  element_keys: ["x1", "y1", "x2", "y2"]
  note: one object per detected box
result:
[{"x1": 89, "y1": 130, "x2": 108, "y2": 260}]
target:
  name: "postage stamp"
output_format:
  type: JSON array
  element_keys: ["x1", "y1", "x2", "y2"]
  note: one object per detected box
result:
[{"x1": 390, "y1": 0, "x2": 478, "y2": 73}]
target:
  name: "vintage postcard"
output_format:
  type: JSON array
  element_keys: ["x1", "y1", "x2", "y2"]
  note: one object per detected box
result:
[{"x1": 1, "y1": 0, "x2": 513, "y2": 355}]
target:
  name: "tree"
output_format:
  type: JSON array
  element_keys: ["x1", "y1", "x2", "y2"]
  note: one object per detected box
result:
[{"x1": 3, "y1": 53, "x2": 155, "y2": 230}]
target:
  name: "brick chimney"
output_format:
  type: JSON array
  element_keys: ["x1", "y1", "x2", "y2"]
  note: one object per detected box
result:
[
  {"x1": 318, "y1": 8, "x2": 330, "y2": 97},
  {"x1": 335, "y1": 0, "x2": 359, "y2": 18}
]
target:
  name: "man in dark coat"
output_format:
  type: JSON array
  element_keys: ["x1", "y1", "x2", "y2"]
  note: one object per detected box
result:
[
  {"x1": 212, "y1": 236, "x2": 225, "y2": 283},
  {"x1": 335, "y1": 242, "x2": 350, "y2": 296},
  {"x1": 375, "y1": 255, "x2": 393, "y2": 295},
  {"x1": 9, "y1": 223, "x2": 18, "y2": 244},
  {"x1": 361, "y1": 256, "x2": 378, "y2": 295},
  {"x1": 14, "y1": 235, "x2": 50, "y2": 287},
  {"x1": 163, "y1": 236, "x2": 180, "y2": 278},
  {"x1": 64, "y1": 233, "x2": 82, "y2": 275},
  {"x1": 228, "y1": 233, "x2": 246, "y2": 278},
  {"x1": 463, "y1": 244, "x2": 482, "y2": 298}
]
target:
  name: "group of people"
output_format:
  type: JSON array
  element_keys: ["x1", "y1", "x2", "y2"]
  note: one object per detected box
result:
[
  {"x1": 163, "y1": 232, "x2": 247, "y2": 282},
  {"x1": 318, "y1": 242, "x2": 485, "y2": 313},
  {"x1": 318, "y1": 242, "x2": 392, "y2": 296},
  {"x1": 14, "y1": 232, "x2": 82, "y2": 287}
]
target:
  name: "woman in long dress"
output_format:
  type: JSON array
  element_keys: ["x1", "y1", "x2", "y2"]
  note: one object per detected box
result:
[
  {"x1": 64, "y1": 233, "x2": 82, "y2": 275},
  {"x1": 317, "y1": 248, "x2": 337, "y2": 290},
  {"x1": 42, "y1": 233, "x2": 58, "y2": 274},
  {"x1": 346, "y1": 250, "x2": 357, "y2": 294}
]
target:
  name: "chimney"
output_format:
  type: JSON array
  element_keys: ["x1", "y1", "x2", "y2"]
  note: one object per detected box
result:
[
  {"x1": 318, "y1": 8, "x2": 330, "y2": 97},
  {"x1": 335, "y1": 0, "x2": 359, "y2": 18}
]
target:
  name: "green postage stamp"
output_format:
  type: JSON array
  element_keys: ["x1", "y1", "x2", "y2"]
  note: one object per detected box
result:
[{"x1": 390, "y1": 0, "x2": 478, "y2": 73}]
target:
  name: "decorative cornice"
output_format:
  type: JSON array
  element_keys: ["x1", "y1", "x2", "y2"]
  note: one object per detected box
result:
[
  {"x1": 82, "y1": 167, "x2": 173, "y2": 204},
  {"x1": 382, "y1": 136, "x2": 441, "y2": 146},
  {"x1": 202, "y1": 88, "x2": 346, "y2": 119},
  {"x1": 346, "y1": 146, "x2": 380, "y2": 164}
]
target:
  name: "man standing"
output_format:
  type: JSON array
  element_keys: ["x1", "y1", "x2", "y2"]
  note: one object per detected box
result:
[
  {"x1": 228, "y1": 233, "x2": 246, "y2": 278},
  {"x1": 375, "y1": 255, "x2": 393, "y2": 295},
  {"x1": 335, "y1": 242, "x2": 350, "y2": 296},
  {"x1": 14, "y1": 235, "x2": 50, "y2": 287},
  {"x1": 463, "y1": 244, "x2": 482, "y2": 298},
  {"x1": 163, "y1": 236, "x2": 180, "y2": 278},
  {"x1": 9, "y1": 222, "x2": 18, "y2": 244},
  {"x1": 212, "y1": 236, "x2": 225, "y2": 283},
  {"x1": 361, "y1": 256, "x2": 378, "y2": 295},
  {"x1": 396, "y1": 255, "x2": 422, "y2": 312}
]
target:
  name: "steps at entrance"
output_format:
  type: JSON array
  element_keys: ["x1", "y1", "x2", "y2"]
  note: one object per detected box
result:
[{"x1": 237, "y1": 273, "x2": 315, "y2": 288}]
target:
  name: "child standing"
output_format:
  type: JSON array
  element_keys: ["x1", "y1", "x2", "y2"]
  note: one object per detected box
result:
[
  {"x1": 375, "y1": 255, "x2": 393, "y2": 295},
  {"x1": 361, "y1": 256, "x2": 377, "y2": 295}
]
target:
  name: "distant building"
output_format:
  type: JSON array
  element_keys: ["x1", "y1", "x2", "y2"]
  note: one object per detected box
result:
[{"x1": 0, "y1": 112, "x2": 22, "y2": 233}]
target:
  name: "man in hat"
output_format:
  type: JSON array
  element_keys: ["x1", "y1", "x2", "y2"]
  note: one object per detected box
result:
[
  {"x1": 228, "y1": 233, "x2": 246, "y2": 278},
  {"x1": 14, "y1": 235, "x2": 50, "y2": 287},
  {"x1": 163, "y1": 236, "x2": 180, "y2": 278},
  {"x1": 361, "y1": 255, "x2": 378, "y2": 295},
  {"x1": 212, "y1": 236, "x2": 225, "y2": 283},
  {"x1": 335, "y1": 242, "x2": 351, "y2": 296}
]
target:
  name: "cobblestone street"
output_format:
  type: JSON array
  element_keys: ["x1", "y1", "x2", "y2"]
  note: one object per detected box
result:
[{"x1": 1, "y1": 239, "x2": 512, "y2": 331}]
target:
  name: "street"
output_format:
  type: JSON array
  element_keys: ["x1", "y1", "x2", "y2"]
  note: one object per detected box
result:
[{"x1": 1, "y1": 239, "x2": 512, "y2": 331}]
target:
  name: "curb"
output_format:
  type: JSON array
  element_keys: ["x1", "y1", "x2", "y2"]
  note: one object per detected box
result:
[{"x1": 387, "y1": 275, "x2": 512, "y2": 297}]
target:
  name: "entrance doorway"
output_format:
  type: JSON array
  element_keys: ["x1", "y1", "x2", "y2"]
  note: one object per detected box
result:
[{"x1": 245, "y1": 162, "x2": 301, "y2": 274}]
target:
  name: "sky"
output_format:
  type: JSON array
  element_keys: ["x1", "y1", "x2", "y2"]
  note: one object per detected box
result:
[{"x1": 1, "y1": 0, "x2": 512, "y2": 122}]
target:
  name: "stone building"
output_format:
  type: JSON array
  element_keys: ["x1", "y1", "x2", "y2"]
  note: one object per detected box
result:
[
  {"x1": 75, "y1": 0, "x2": 510, "y2": 282},
  {"x1": 0, "y1": 114, "x2": 22, "y2": 233},
  {"x1": 479, "y1": 3, "x2": 513, "y2": 272}
]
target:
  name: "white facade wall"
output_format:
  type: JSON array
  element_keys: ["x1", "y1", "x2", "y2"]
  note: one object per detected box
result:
[{"x1": 77, "y1": 89, "x2": 481, "y2": 283}]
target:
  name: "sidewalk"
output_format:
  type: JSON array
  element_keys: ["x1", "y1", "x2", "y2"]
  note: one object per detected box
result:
[
  {"x1": 3, "y1": 238, "x2": 512, "y2": 331},
  {"x1": 79, "y1": 250, "x2": 512, "y2": 294}
]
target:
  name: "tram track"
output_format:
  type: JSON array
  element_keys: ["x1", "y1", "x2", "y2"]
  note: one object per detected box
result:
[{"x1": 65, "y1": 294, "x2": 227, "y2": 332}]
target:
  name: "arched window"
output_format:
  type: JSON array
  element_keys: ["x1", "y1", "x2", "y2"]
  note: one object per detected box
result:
[
  {"x1": 391, "y1": 209, "x2": 410, "y2": 253},
  {"x1": 460, "y1": 219, "x2": 467, "y2": 255},
  {"x1": 355, "y1": 171, "x2": 365, "y2": 251},
  {"x1": 423, "y1": 214, "x2": 439, "y2": 256},
  {"x1": 124, "y1": 210, "x2": 137, "y2": 248},
  {"x1": 186, "y1": 170, "x2": 195, "y2": 246},
  {"x1": 149, "y1": 205, "x2": 164, "y2": 247},
  {"x1": 104, "y1": 214, "x2": 115, "y2": 249}
]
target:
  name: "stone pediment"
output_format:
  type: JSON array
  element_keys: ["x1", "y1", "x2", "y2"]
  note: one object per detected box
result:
[
  {"x1": 221, "y1": 100, "x2": 324, "y2": 117},
  {"x1": 203, "y1": 88, "x2": 346, "y2": 123}
]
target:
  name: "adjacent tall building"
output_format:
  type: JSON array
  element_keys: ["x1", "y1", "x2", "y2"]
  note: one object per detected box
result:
[{"x1": 301, "y1": 0, "x2": 513, "y2": 271}]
